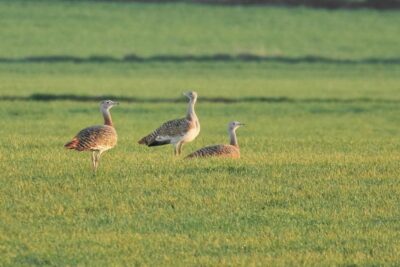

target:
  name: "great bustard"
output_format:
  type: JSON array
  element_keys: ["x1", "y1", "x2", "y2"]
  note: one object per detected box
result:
[
  {"x1": 186, "y1": 121, "x2": 244, "y2": 159},
  {"x1": 64, "y1": 100, "x2": 119, "y2": 172},
  {"x1": 138, "y1": 91, "x2": 200, "y2": 155}
]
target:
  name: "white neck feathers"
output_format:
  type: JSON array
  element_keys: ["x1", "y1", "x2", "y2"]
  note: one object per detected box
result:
[
  {"x1": 102, "y1": 108, "x2": 113, "y2": 126},
  {"x1": 186, "y1": 98, "x2": 197, "y2": 121},
  {"x1": 229, "y1": 128, "x2": 238, "y2": 147}
]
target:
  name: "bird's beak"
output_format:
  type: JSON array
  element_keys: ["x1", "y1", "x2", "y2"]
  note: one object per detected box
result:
[
  {"x1": 183, "y1": 92, "x2": 188, "y2": 97},
  {"x1": 113, "y1": 101, "x2": 120, "y2": 106},
  {"x1": 239, "y1": 123, "x2": 245, "y2": 126}
]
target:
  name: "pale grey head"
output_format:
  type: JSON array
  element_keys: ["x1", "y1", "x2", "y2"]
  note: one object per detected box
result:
[
  {"x1": 100, "y1": 100, "x2": 119, "y2": 111},
  {"x1": 183, "y1": 91, "x2": 198, "y2": 103},
  {"x1": 228, "y1": 121, "x2": 244, "y2": 132}
]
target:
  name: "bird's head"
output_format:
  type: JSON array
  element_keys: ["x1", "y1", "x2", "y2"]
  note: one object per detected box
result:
[
  {"x1": 100, "y1": 100, "x2": 119, "y2": 111},
  {"x1": 183, "y1": 91, "x2": 198, "y2": 102},
  {"x1": 228, "y1": 121, "x2": 245, "y2": 131}
]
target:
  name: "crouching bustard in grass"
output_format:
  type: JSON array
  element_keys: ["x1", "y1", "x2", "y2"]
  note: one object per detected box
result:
[
  {"x1": 65, "y1": 100, "x2": 119, "y2": 172},
  {"x1": 138, "y1": 91, "x2": 200, "y2": 155},
  {"x1": 186, "y1": 121, "x2": 244, "y2": 159}
]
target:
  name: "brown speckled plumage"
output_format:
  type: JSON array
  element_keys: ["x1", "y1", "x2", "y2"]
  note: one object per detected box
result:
[
  {"x1": 186, "y1": 144, "x2": 240, "y2": 159},
  {"x1": 186, "y1": 121, "x2": 244, "y2": 159},
  {"x1": 138, "y1": 91, "x2": 200, "y2": 155},
  {"x1": 138, "y1": 118, "x2": 195, "y2": 146},
  {"x1": 65, "y1": 125, "x2": 117, "y2": 151},
  {"x1": 64, "y1": 100, "x2": 119, "y2": 172}
]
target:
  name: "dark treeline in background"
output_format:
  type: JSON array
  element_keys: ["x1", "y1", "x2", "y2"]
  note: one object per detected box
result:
[{"x1": 75, "y1": 0, "x2": 400, "y2": 9}]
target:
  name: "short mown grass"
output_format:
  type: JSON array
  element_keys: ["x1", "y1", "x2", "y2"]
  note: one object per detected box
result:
[
  {"x1": 1, "y1": 87, "x2": 400, "y2": 265},
  {"x1": 0, "y1": 0, "x2": 399, "y2": 59}
]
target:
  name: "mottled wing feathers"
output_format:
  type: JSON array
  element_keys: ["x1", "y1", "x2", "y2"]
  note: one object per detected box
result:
[
  {"x1": 186, "y1": 144, "x2": 240, "y2": 159},
  {"x1": 65, "y1": 125, "x2": 117, "y2": 151},
  {"x1": 138, "y1": 118, "x2": 192, "y2": 146}
]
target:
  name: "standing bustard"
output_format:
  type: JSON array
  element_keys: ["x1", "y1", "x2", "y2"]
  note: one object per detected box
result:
[
  {"x1": 186, "y1": 121, "x2": 244, "y2": 159},
  {"x1": 138, "y1": 91, "x2": 200, "y2": 155},
  {"x1": 64, "y1": 100, "x2": 119, "y2": 172}
]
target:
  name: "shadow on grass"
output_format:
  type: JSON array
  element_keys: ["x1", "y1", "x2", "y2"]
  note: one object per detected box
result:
[
  {"x1": 0, "y1": 54, "x2": 400, "y2": 65},
  {"x1": 1, "y1": 94, "x2": 399, "y2": 104}
]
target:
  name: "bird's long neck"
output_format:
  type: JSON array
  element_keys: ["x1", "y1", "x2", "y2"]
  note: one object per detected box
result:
[
  {"x1": 102, "y1": 108, "x2": 113, "y2": 126},
  {"x1": 186, "y1": 98, "x2": 197, "y2": 121},
  {"x1": 229, "y1": 128, "x2": 238, "y2": 147}
]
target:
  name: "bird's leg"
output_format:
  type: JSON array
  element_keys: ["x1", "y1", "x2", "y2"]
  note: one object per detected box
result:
[
  {"x1": 177, "y1": 142, "x2": 184, "y2": 155},
  {"x1": 95, "y1": 151, "x2": 102, "y2": 171},
  {"x1": 91, "y1": 151, "x2": 96, "y2": 171},
  {"x1": 174, "y1": 145, "x2": 179, "y2": 156}
]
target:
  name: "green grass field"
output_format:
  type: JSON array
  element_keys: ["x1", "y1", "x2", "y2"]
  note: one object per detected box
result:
[{"x1": 1, "y1": 1, "x2": 400, "y2": 266}]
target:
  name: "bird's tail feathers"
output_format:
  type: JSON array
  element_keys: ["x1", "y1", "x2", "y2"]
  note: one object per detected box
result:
[
  {"x1": 138, "y1": 137, "x2": 148, "y2": 145},
  {"x1": 64, "y1": 138, "x2": 79, "y2": 149},
  {"x1": 138, "y1": 132, "x2": 157, "y2": 145}
]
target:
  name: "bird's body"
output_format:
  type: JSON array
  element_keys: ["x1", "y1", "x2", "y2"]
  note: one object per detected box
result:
[
  {"x1": 65, "y1": 125, "x2": 117, "y2": 152},
  {"x1": 186, "y1": 144, "x2": 240, "y2": 159},
  {"x1": 141, "y1": 118, "x2": 200, "y2": 146},
  {"x1": 65, "y1": 100, "x2": 119, "y2": 172},
  {"x1": 138, "y1": 91, "x2": 200, "y2": 155},
  {"x1": 186, "y1": 121, "x2": 244, "y2": 159}
]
